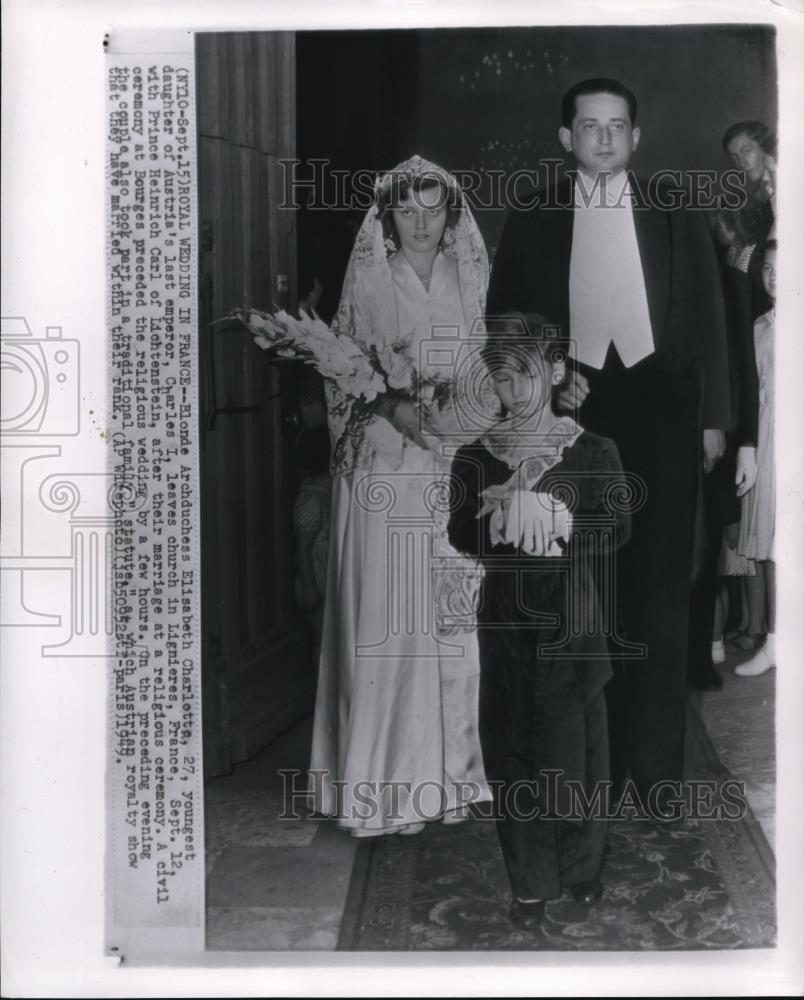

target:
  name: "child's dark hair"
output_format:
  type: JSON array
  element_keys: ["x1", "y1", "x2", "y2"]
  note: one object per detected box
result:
[
  {"x1": 481, "y1": 312, "x2": 565, "y2": 375},
  {"x1": 298, "y1": 425, "x2": 331, "y2": 477},
  {"x1": 762, "y1": 237, "x2": 777, "y2": 255}
]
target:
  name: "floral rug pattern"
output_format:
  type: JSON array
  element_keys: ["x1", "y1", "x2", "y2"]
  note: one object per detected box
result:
[{"x1": 339, "y1": 707, "x2": 775, "y2": 951}]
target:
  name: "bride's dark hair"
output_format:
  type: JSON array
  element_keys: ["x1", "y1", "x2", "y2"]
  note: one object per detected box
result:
[{"x1": 376, "y1": 173, "x2": 463, "y2": 252}]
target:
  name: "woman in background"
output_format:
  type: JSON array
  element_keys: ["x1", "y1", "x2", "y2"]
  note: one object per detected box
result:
[
  {"x1": 735, "y1": 239, "x2": 777, "y2": 677},
  {"x1": 709, "y1": 206, "x2": 762, "y2": 659},
  {"x1": 293, "y1": 425, "x2": 333, "y2": 669},
  {"x1": 722, "y1": 121, "x2": 777, "y2": 315}
]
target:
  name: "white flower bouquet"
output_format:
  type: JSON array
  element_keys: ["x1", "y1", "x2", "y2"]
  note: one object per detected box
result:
[
  {"x1": 229, "y1": 306, "x2": 387, "y2": 402},
  {"x1": 227, "y1": 305, "x2": 454, "y2": 416}
]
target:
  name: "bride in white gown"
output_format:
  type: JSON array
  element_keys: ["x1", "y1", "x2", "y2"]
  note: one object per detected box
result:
[{"x1": 308, "y1": 155, "x2": 493, "y2": 837}]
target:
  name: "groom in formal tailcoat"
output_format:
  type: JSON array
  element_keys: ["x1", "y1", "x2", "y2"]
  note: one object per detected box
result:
[{"x1": 487, "y1": 78, "x2": 730, "y2": 805}]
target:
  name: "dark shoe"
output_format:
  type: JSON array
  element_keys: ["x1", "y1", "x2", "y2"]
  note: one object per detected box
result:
[
  {"x1": 688, "y1": 664, "x2": 724, "y2": 692},
  {"x1": 650, "y1": 786, "x2": 686, "y2": 826},
  {"x1": 569, "y1": 879, "x2": 603, "y2": 905},
  {"x1": 509, "y1": 898, "x2": 546, "y2": 929}
]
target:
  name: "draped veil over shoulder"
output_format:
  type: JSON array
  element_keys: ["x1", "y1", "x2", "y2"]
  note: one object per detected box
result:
[{"x1": 325, "y1": 155, "x2": 490, "y2": 475}]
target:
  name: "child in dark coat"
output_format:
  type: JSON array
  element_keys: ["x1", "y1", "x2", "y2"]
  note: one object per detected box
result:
[{"x1": 448, "y1": 314, "x2": 630, "y2": 929}]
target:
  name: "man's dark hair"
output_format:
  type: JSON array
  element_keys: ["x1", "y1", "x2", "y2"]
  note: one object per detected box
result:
[
  {"x1": 722, "y1": 120, "x2": 777, "y2": 157},
  {"x1": 561, "y1": 78, "x2": 638, "y2": 128}
]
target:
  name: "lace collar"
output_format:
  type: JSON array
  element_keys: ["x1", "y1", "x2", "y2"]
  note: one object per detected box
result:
[
  {"x1": 481, "y1": 412, "x2": 582, "y2": 469},
  {"x1": 477, "y1": 412, "x2": 583, "y2": 516}
]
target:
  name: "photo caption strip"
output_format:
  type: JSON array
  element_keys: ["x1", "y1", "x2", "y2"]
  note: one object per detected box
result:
[{"x1": 105, "y1": 32, "x2": 205, "y2": 960}]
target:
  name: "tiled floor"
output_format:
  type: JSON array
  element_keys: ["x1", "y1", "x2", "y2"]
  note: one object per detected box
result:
[
  {"x1": 204, "y1": 645, "x2": 775, "y2": 951},
  {"x1": 205, "y1": 719, "x2": 356, "y2": 950},
  {"x1": 693, "y1": 645, "x2": 776, "y2": 849}
]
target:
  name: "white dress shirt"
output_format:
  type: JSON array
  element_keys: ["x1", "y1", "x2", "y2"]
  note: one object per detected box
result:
[{"x1": 568, "y1": 170, "x2": 655, "y2": 369}]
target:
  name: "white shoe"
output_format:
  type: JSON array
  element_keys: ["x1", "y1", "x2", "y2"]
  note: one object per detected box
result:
[
  {"x1": 711, "y1": 639, "x2": 726, "y2": 664},
  {"x1": 399, "y1": 822, "x2": 426, "y2": 836},
  {"x1": 349, "y1": 825, "x2": 400, "y2": 838},
  {"x1": 735, "y1": 644, "x2": 775, "y2": 677},
  {"x1": 442, "y1": 806, "x2": 470, "y2": 825}
]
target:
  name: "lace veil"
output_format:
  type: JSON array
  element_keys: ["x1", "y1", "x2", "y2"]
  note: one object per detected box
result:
[{"x1": 325, "y1": 154, "x2": 490, "y2": 474}]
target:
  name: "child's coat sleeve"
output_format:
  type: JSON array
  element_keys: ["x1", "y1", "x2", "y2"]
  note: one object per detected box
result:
[
  {"x1": 448, "y1": 445, "x2": 491, "y2": 558},
  {"x1": 543, "y1": 434, "x2": 632, "y2": 554}
]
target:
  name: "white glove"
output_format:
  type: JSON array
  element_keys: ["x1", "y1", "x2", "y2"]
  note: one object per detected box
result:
[
  {"x1": 547, "y1": 497, "x2": 572, "y2": 556},
  {"x1": 503, "y1": 491, "x2": 571, "y2": 556},
  {"x1": 489, "y1": 502, "x2": 508, "y2": 548}
]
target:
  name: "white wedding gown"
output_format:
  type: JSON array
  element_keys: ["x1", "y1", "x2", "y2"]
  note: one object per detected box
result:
[{"x1": 309, "y1": 252, "x2": 490, "y2": 834}]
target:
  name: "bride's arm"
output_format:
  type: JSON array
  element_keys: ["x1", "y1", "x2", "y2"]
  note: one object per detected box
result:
[
  {"x1": 336, "y1": 272, "x2": 442, "y2": 452},
  {"x1": 370, "y1": 394, "x2": 436, "y2": 451}
]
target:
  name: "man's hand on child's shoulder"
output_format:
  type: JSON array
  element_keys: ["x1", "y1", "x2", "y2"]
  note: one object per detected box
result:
[{"x1": 555, "y1": 369, "x2": 590, "y2": 413}]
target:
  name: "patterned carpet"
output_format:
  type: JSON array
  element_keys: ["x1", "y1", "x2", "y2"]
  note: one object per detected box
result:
[{"x1": 338, "y1": 704, "x2": 775, "y2": 950}]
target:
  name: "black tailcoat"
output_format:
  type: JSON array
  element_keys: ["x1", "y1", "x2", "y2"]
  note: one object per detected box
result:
[{"x1": 487, "y1": 173, "x2": 731, "y2": 793}]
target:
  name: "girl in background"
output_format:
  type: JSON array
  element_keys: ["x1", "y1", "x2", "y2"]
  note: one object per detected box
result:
[
  {"x1": 735, "y1": 239, "x2": 776, "y2": 677},
  {"x1": 705, "y1": 206, "x2": 761, "y2": 665}
]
